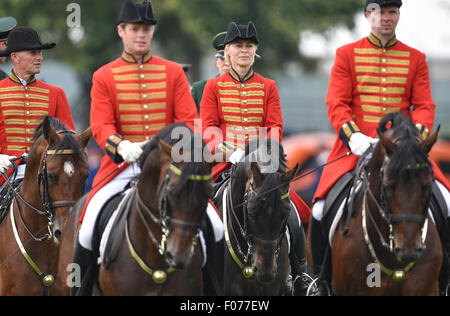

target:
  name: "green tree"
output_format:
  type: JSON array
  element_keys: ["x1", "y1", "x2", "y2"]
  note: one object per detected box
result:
[{"x1": 0, "y1": 0, "x2": 363, "y2": 127}]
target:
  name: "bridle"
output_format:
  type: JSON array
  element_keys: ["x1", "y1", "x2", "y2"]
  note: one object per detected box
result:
[
  {"x1": 7, "y1": 130, "x2": 86, "y2": 292},
  {"x1": 8, "y1": 130, "x2": 82, "y2": 242},
  {"x1": 126, "y1": 162, "x2": 212, "y2": 288},
  {"x1": 223, "y1": 176, "x2": 290, "y2": 279},
  {"x1": 361, "y1": 137, "x2": 434, "y2": 284}
]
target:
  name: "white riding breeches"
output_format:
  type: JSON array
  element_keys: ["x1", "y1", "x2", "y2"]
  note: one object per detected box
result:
[
  {"x1": 312, "y1": 179, "x2": 450, "y2": 222},
  {"x1": 79, "y1": 164, "x2": 141, "y2": 250}
]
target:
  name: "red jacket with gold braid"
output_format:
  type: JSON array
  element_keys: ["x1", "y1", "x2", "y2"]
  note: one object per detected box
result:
[
  {"x1": 0, "y1": 72, "x2": 75, "y2": 186},
  {"x1": 314, "y1": 34, "x2": 450, "y2": 202},
  {"x1": 201, "y1": 69, "x2": 283, "y2": 175},
  {"x1": 80, "y1": 52, "x2": 198, "y2": 222},
  {"x1": 200, "y1": 69, "x2": 312, "y2": 224}
]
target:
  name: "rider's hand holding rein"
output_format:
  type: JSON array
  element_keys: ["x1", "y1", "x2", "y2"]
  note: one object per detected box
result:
[
  {"x1": 0, "y1": 154, "x2": 14, "y2": 174},
  {"x1": 349, "y1": 132, "x2": 378, "y2": 157},
  {"x1": 117, "y1": 140, "x2": 148, "y2": 164}
]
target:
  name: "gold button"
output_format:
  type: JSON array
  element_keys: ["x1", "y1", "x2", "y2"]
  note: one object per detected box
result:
[
  {"x1": 25, "y1": 94, "x2": 29, "y2": 98},
  {"x1": 139, "y1": 65, "x2": 144, "y2": 69},
  {"x1": 143, "y1": 104, "x2": 149, "y2": 109},
  {"x1": 140, "y1": 74, "x2": 145, "y2": 79},
  {"x1": 383, "y1": 49, "x2": 387, "y2": 53},
  {"x1": 243, "y1": 118, "x2": 248, "y2": 122},
  {"x1": 142, "y1": 84, "x2": 147, "y2": 89},
  {"x1": 382, "y1": 97, "x2": 387, "y2": 102},
  {"x1": 382, "y1": 87, "x2": 387, "y2": 92},
  {"x1": 26, "y1": 120, "x2": 31, "y2": 124},
  {"x1": 143, "y1": 94, "x2": 148, "y2": 99},
  {"x1": 242, "y1": 91, "x2": 247, "y2": 96},
  {"x1": 245, "y1": 135, "x2": 249, "y2": 140},
  {"x1": 144, "y1": 115, "x2": 149, "y2": 120},
  {"x1": 381, "y1": 68, "x2": 387, "y2": 73},
  {"x1": 382, "y1": 58, "x2": 387, "y2": 63},
  {"x1": 241, "y1": 84, "x2": 245, "y2": 88},
  {"x1": 27, "y1": 138, "x2": 31, "y2": 142},
  {"x1": 382, "y1": 78, "x2": 387, "y2": 83},
  {"x1": 244, "y1": 126, "x2": 249, "y2": 130},
  {"x1": 145, "y1": 136, "x2": 150, "y2": 140},
  {"x1": 242, "y1": 100, "x2": 248, "y2": 105},
  {"x1": 26, "y1": 111, "x2": 30, "y2": 115},
  {"x1": 243, "y1": 108, "x2": 248, "y2": 113},
  {"x1": 26, "y1": 129, "x2": 31, "y2": 133},
  {"x1": 145, "y1": 125, "x2": 150, "y2": 130},
  {"x1": 383, "y1": 107, "x2": 387, "y2": 112},
  {"x1": 26, "y1": 102, "x2": 30, "y2": 106}
]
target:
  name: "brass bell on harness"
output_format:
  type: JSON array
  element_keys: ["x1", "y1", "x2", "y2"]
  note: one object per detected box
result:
[
  {"x1": 42, "y1": 274, "x2": 55, "y2": 287},
  {"x1": 152, "y1": 270, "x2": 167, "y2": 284},
  {"x1": 392, "y1": 270, "x2": 406, "y2": 283},
  {"x1": 242, "y1": 267, "x2": 254, "y2": 279}
]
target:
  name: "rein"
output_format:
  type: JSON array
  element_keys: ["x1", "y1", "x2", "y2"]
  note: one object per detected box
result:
[
  {"x1": 223, "y1": 177, "x2": 290, "y2": 279},
  {"x1": 5, "y1": 132, "x2": 85, "y2": 294},
  {"x1": 359, "y1": 146, "x2": 432, "y2": 288},
  {"x1": 125, "y1": 162, "x2": 211, "y2": 293}
]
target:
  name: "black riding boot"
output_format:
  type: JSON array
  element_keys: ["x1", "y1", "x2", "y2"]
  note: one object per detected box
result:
[
  {"x1": 286, "y1": 206, "x2": 312, "y2": 296},
  {"x1": 70, "y1": 237, "x2": 96, "y2": 296},
  {"x1": 309, "y1": 217, "x2": 331, "y2": 296}
]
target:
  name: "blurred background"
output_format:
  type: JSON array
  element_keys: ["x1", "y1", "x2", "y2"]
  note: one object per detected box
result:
[{"x1": 1, "y1": 0, "x2": 449, "y2": 201}]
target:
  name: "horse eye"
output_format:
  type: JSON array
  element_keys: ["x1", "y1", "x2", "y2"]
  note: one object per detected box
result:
[{"x1": 48, "y1": 173, "x2": 58, "y2": 183}]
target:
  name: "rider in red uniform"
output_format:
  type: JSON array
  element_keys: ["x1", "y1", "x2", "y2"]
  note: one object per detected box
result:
[
  {"x1": 310, "y1": 0, "x2": 450, "y2": 295},
  {"x1": 201, "y1": 21, "x2": 312, "y2": 295}
]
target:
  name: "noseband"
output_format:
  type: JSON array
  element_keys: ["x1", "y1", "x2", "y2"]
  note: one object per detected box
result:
[
  {"x1": 133, "y1": 162, "x2": 212, "y2": 256},
  {"x1": 223, "y1": 179, "x2": 290, "y2": 279}
]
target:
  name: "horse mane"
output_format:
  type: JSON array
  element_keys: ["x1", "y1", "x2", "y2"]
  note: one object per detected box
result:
[
  {"x1": 233, "y1": 138, "x2": 288, "y2": 208},
  {"x1": 32, "y1": 116, "x2": 82, "y2": 154},
  {"x1": 379, "y1": 113, "x2": 430, "y2": 181},
  {"x1": 139, "y1": 122, "x2": 212, "y2": 204}
]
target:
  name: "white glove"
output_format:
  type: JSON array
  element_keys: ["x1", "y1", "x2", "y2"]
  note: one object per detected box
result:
[
  {"x1": 229, "y1": 148, "x2": 245, "y2": 164},
  {"x1": 0, "y1": 154, "x2": 14, "y2": 174},
  {"x1": 349, "y1": 133, "x2": 378, "y2": 157},
  {"x1": 117, "y1": 140, "x2": 147, "y2": 164}
]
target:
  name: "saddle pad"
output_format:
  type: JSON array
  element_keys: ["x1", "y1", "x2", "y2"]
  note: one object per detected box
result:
[
  {"x1": 98, "y1": 188, "x2": 134, "y2": 265},
  {"x1": 99, "y1": 188, "x2": 209, "y2": 268}
]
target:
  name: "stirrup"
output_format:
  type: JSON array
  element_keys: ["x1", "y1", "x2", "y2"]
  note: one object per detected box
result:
[
  {"x1": 306, "y1": 277, "x2": 331, "y2": 296},
  {"x1": 445, "y1": 283, "x2": 450, "y2": 297}
]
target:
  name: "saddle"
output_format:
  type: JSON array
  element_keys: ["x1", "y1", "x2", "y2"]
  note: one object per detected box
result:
[
  {"x1": 91, "y1": 181, "x2": 136, "y2": 269},
  {"x1": 321, "y1": 167, "x2": 449, "y2": 247}
]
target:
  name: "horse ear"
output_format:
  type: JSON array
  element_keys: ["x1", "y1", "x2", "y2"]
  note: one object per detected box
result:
[
  {"x1": 421, "y1": 125, "x2": 440, "y2": 154},
  {"x1": 43, "y1": 116, "x2": 58, "y2": 146},
  {"x1": 158, "y1": 139, "x2": 173, "y2": 157},
  {"x1": 251, "y1": 162, "x2": 263, "y2": 187},
  {"x1": 377, "y1": 128, "x2": 397, "y2": 157},
  {"x1": 282, "y1": 163, "x2": 299, "y2": 183},
  {"x1": 79, "y1": 127, "x2": 92, "y2": 149}
]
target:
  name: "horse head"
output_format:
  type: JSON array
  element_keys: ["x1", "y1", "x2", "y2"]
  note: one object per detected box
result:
[
  {"x1": 138, "y1": 123, "x2": 213, "y2": 270},
  {"x1": 30, "y1": 116, "x2": 91, "y2": 241},
  {"x1": 236, "y1": 138, "x2": 298, "y2": 283},
  {"x1": 371, "y1": 113, "x2": 438, "y2": 263}
]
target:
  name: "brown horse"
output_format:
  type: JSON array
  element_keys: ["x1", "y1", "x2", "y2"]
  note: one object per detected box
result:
[
  {"x1": 0, "y1": 116, "x2": 91, "y2": 296},
  {"x1": 330, "y1": 113, "x2": 443, "y2": 296},
  {"x1": 216, "y1": 139, "x2": 298, "y2": 296},
  {"x1": 56, "y1": 122, "x2": 214, "y2": 295}
]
